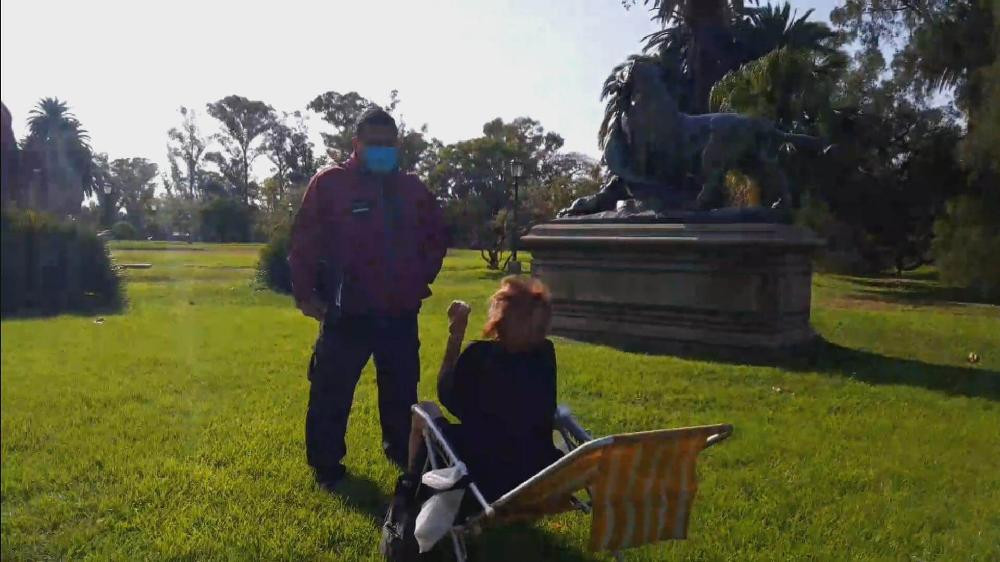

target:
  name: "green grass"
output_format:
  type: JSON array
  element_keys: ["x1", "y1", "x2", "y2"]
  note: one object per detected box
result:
[{"x1": 2, "y1": 242, "x2": 998, "y2": 561}]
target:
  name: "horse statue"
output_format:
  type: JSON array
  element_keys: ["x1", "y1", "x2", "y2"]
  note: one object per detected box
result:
[{"x1": 560, "y1": 60, "x2": 824, "y2": 219}]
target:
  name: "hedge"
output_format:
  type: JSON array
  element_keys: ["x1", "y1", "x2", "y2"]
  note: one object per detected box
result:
[{"x1": 1, "y1": 210, "x2": 124, "y2": 316}]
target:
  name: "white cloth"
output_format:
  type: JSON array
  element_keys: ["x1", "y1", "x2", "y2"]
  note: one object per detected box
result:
[
  {"x1": 421, "y1": 462, "x2": 467, "y2": 490},
  {"x1": 414, "y1": 489, "x2": 466, "y2": 553},
  {"x1": 414, "y1": 462, "x2": 470, "y2": 552}
]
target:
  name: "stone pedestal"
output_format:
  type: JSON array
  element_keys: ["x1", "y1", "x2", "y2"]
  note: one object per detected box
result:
[{"x1": 521, "y1": 221, "x2": 823, "y2": 357}]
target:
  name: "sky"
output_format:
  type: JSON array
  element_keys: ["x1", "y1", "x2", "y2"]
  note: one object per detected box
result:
[{"x1": 0, "y1": 0, "x2": 840, "y2": 179}]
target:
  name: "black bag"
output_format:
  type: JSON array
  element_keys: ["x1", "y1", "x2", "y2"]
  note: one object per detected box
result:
[
  {"x1": 316, "y1": 259, "x2": 343, "y2": 324},
  {"x1": 380, "y1": 474, "x2": 422, "y2": 561}
]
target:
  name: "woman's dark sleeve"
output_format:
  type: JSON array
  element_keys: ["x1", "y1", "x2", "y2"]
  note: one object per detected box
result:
[
  {"x1": 438, "y1": 343, "x2": 480, "y2": 419},
  {"x1": 545, "y1": 340, "x2": 558, "y2": 411}
]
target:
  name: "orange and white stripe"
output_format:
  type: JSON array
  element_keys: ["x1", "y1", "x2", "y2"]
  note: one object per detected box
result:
[{"x1": 485, "y1": 424, "x2": 731, "y2": 553}]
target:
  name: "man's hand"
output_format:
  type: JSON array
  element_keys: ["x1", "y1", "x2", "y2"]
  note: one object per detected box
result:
[
  {"x1": 447, "y1": 300, "x2": 471, "y2": 336},
  {"x1": 298, "y1": 296, "x2": 327, "y2": 321}
]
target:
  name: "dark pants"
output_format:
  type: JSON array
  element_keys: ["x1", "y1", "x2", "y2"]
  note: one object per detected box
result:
[{"x1": 306, "y1": 313, "x2": 420, "y2": 476}]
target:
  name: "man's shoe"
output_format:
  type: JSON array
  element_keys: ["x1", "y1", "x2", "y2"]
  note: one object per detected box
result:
[{"x1": 314, "y1": 465, "x2": 346, "y2": 492}]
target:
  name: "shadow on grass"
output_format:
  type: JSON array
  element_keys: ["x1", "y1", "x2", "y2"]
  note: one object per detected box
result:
[
  {"x1": 468, "y1": 523, "x2": 599, "y2": 562},
  {"x1": 840, "y1": 275, "x2": 999, "y2": 307},
  {"x1": 555, "y1": 333, "x2": 999, "y2": 402},
  {"x1": 807, "y1": 339, "x2": 1000, "y2": 401},
  {"x1": 1, "y1": 298, "x2": 127, "y2": 321},
  {"x1": 335, "y1": 476, "x2": 596, "y2": 561},
  {"x1": 335, "y1": 473, "x2": 388, "y2": 529}
]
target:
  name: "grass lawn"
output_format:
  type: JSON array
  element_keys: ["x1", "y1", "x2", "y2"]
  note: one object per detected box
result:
[{"x1": 2, "y1": 242, "x2": 998, "y2": 561}]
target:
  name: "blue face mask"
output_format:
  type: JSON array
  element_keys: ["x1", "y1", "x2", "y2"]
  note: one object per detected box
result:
[{"x1": 363, "y1": 146, "x2": 399, "y2": 174}]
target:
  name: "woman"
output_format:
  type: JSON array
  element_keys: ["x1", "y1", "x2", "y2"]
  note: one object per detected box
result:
[{"x1": 407, "y1": 276, "x2": 561, "y2": 502}]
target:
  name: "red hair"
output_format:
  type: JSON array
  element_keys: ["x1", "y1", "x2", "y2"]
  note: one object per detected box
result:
[{"x1": 483, "y1": 276, "x2": 552, "y2": 352}]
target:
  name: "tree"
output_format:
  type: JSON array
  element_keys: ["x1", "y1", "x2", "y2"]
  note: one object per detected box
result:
[
  {"x1": 625, "y1": 0, "x2": 743, "y2": 113},
  {"x1": 620, "y1": 1, "x2": 837, "y2": 113},
  {"x1": 205, "y1": 95, "x2": 277, "y2": 205},
  {"x1": 524, "y1": 152, "x2": 602, "y2": 223},
  {"x1": 109, "y1": 157, "x2": 158, "y2": 232},
  {"x1": 307, "y1": 89, "x2": 436, "y2": 175},
  {"x1": 834, "y1": 0, "x2": 999, "y2": 287},
  {"x1": 307, "y1": 90, "x2": 373, "y2": 163},
  {"x1": 166, "y1": 106, "x2": 208, "y2": 199},
  {"x1": 148, "y1": 193, "x2": 199, "y2": 241},
  {"x1": 428, "y1": 117, "x2": 580, "y2": 269},
  {"x1": 1, "y1": 102, "x2": 19, "y2": 207},
  {"x1": 199, "y1": 197, "x2": 253, "y2": 242},
  {"x1": 430, "y1": 136, "x2": 517, "y2": 268},
  {"x1": 91, "y1": 153, "x2": 118, "y2": 228},
  {"x1": 20, "y1": 98, "x2": 93, "y2": 216},
  {"x1": 264, "y1": 111, "x2": 319, "y2": 207}
]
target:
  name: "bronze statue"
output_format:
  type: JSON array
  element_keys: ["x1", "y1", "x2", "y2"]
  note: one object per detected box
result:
[{"x1": 561, "y1": 61, "x2": 823, "y2": 219}]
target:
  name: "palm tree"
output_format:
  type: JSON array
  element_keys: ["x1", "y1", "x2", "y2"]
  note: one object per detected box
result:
[
  {"x1": 22, "y1": 98, "x2": 93, "y2": 216},
  {"x1": 732, "y1": 4, "x2": 838, "y2": 63},
  {"x1": 709, "y1": 47, "x2": 847, "y2": 130},
  {"x1": 602, "y1": 2, "x2": 837, "y2": 147},
  {"x1": 637, "y1": 0, "x2": 746, "y2": 113}
]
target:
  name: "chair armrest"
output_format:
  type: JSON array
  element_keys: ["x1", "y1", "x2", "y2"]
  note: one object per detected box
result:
[
  {"x1": 705, "y1": 424, "x2": 734, "y2": 449},
  {"x1": 554, "y1": 405, "x2": 593, "y2": 451},
  {"x1": 411, "y1": 403, "x2": 494, "y2": 515}
]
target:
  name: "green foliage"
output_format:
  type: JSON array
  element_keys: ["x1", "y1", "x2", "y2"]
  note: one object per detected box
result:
[
  {"x1": 199, "y1": 198, "x2": 254, "y2": 243},
  {"x1": 307, "y1": 89, "x2": 435, "y2": 176},
  {"x1": 1, "y1": 209, "x2": 123, "y2": 316},
  {"x1": 709, "y1": 29, "x2": 970, "y2": 275},
  {"x1": 427, "y1": 117, "x2": 579, "y2": 268},
  {"x1": 166, "y1": 106, "x2": 208, "y2": 199},
  {"x1": 606, "y1": 1, "x2": 839, "y2": 132},
  {"x1": 710, "y1": 47, "x2": 845, "y2": 129},
  {"x1": 255, "y1": 224, "x2": 292, "y2": 293},
  {"x1": 19, "y1": 98, "x2": 93, "y2": 217},
  {"x1": 829, "y1": 0, "x2": 999, "y2": 281},
  {"x1": 2, "y1": 244, "x2": 998, "y2": 559},
  {"x1": 932, "y1": 195, "x2": 1000, "y2": 299},
  {"x1": 112, "y1": 157, "x2": 159, "y2": 231},
  {"x1": 148, "y1": 194, "x2": 200, "y2": 241},
  {"x1": 264, "y1": 112, "x2": 319, "y2": 203},
  {"x1": 307, "y1": 90, "x2": 374, "y2": 162},
  {"x1": 111, "y1": 220, "x2": 137, "y2": 240},
  {"x1": 832, "y1": 0, "x2": 994, "y2": 112},
  {"x1": 205, "y1": 95, "x2": 278, "y2": 205}
]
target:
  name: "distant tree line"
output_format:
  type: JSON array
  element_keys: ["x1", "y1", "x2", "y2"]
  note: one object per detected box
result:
[{"x1": 0, "y1": 91, "x2": 600, "y2": 262}]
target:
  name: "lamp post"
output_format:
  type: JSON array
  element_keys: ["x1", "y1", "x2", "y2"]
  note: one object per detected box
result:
[
  {"x1": 101, "y1": 182, "x2": 113, "y2": 228},
  {"x1": 148, "y1": 204, "x2": 158, "y2": 241},
  {"x1": 507, "y1": 159, "x2": 524, "y2": 273}
]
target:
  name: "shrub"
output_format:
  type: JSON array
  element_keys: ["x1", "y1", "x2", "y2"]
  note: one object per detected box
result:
[
  {"x1": 796, "y1": 194, "x2": 879, "y2": 275},
  {"x1": 256, "y1": 223, "x2": 292, "y2": 293},
  {"x1": 932, "y1": 195, "x2": 1000, "y2": 299},
  {"x1": 1, "y1": 210, "x2": 124, "y2": 316},
  {"x1": 200, "y1": 198, "x2": 253, "y2": 242},
  {"x1": 111, "y1": 220, "x2": 137, "y2": 240}
]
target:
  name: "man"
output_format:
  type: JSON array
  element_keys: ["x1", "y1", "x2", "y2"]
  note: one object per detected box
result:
[{"x1": 289, "y1": 107, "x2": 447, "y2": 490}]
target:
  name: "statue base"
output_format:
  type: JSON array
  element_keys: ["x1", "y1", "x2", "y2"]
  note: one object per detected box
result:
[{"x1": 521, "y1": 221, "x2": 823, "y2": 358}]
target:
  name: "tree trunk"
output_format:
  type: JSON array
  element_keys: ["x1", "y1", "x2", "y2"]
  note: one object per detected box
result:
[{"x1": 685, "y1": 0, "x2": 731, "y2": 113}]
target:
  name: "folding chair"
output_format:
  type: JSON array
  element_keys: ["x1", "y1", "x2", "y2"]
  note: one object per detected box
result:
[{"x1": 410, "y1": 403, "x2": 733, "y2": 560}]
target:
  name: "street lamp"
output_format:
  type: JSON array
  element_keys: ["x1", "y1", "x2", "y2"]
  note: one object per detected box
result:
[
  {"x1": 507, "y1": 159, "x2": 525, "y2": 273},
  {"x1": 100, "y1": 183, "x2": 113, "y2": 228}
]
